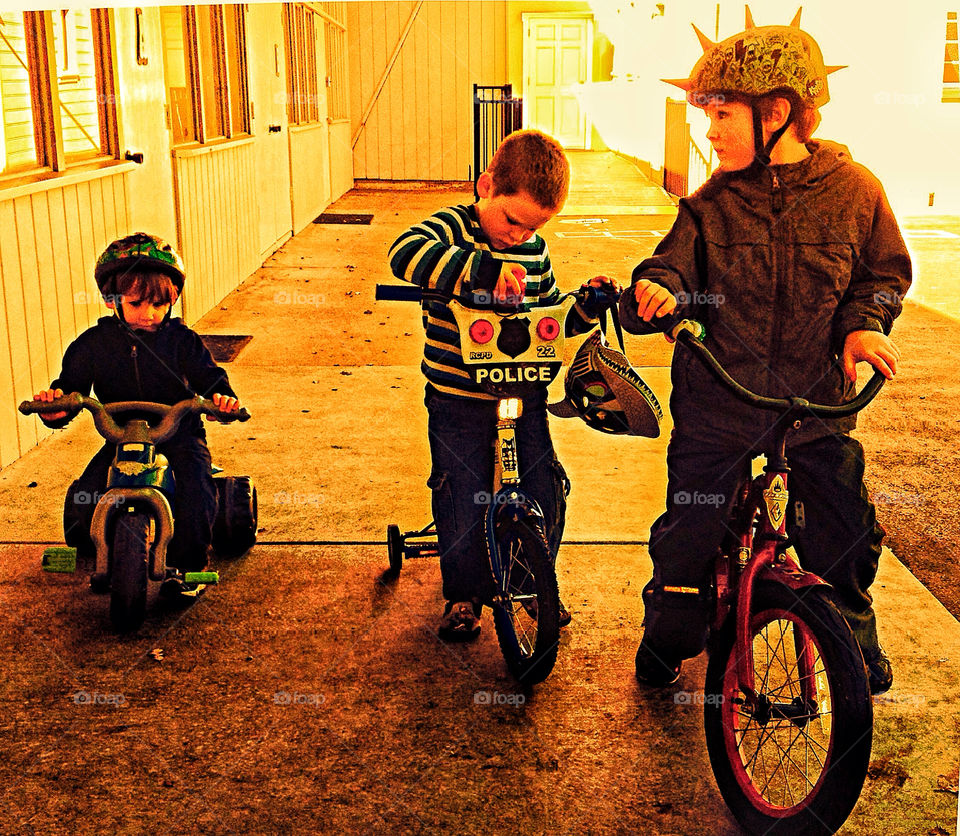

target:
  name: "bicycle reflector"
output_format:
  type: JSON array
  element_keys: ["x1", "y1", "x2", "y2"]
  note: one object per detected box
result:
[
  {"x1": 498, "y1": 398, "x2": 522, "y2": 421},
  {"x1": 536, "y1": 317, "x2": 560, "y2": 340},
  {"x1": 469, "y1": 319, "x2": 494, "y2": 344}
]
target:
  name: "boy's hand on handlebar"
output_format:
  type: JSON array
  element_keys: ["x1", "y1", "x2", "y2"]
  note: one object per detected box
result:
[
  {"x1": 32, "y1": 388, "x2": 68, "y2": 421},
  {"x1": 586, "y1": 275, "x2": 621, "y2": 293},
  {"x1": 633, "y1": 280, "x2": 678, "y2": 326},
  {"x1": 842, "y1": 330, "x2": 901, "y2": 383},
  {"x1": 205, "y1": 392, "x2": 240, "y2": 421},
  {"x1": 494, "y1": 263, "x2": 526, "y2": 307}
]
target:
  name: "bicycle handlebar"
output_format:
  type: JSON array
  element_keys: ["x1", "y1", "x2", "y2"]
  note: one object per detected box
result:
[
  {"x1": 669, "y1": 320, "x2": 885, "y2": 419},
  {"x1": 19, "y1": 394, "x2": 250, "y2": 445}
]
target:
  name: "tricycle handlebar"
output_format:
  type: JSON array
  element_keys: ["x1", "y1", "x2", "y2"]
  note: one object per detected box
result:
[{"x1": 19, "y1": 394, "x2": 250, "y2": 445}]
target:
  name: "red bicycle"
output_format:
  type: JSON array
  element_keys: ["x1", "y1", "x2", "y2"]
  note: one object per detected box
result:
[{"x1": 669, "y1": 319, "x2": 881, "y2": 835}]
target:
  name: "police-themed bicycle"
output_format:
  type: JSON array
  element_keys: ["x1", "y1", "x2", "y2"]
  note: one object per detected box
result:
[{"x1": 376, "y1": 282, "x2": 661, "y2": 684}]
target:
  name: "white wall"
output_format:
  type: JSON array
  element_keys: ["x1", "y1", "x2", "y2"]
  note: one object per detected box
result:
[{"x1": 585, "y1": 0, "x2": 960, "y2": 213}]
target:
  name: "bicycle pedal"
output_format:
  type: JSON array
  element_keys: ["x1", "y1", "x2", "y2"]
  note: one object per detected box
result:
[
  {"x1": 41, "y1": 546, "x2": 77, "y2": 573},
  {"x1": 183, "y1": 571, "x2": 219, "y2": 584}
]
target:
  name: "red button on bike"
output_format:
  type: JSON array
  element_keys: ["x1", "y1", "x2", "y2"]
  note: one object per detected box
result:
[
  {"x1": 536, "y1": 317, "x2": 560, "y2": 340},
  {"x1": 469, "y1": 320, "x2": 494, "y2": 344}
]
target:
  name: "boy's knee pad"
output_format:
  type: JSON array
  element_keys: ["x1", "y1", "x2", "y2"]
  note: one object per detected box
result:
[{"x1": 642, "y1": 581, "x2": 710, "y2": 660}]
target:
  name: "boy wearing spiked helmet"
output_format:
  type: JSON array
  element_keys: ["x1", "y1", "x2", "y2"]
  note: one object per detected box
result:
[
  {"x1": 619, "y1": 9, "x2": 911, "y2": 693},
  {"x1": 32, "y1": 233, "x2": 241, "y2": 583}
]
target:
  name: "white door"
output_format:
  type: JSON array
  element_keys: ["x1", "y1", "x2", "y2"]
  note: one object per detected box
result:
[
  {"x1": 522, "y1": 15, "x2": 592, "y2": 149},
  {"x1": 249, "y1": 5, "x2": 293, "y2": 258}
]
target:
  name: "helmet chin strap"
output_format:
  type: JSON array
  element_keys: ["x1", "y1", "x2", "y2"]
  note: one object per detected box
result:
[{"x1": 751, "y1": 100, "x2": 794, "y2": 168}]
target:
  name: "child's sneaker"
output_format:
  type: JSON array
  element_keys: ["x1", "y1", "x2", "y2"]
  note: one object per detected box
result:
[
  {"x1": 865, "y1": 647, "x2": 893, "y2": 695},
  {"x1": 160, "y1": 574, "x2": 207, "y2": 605},
  {"x1": 438, "y1": 600, "x2": 481, "y2": 642},
  {"x1": 635, "y1": 640, "x2": 682, "y2": 687}
]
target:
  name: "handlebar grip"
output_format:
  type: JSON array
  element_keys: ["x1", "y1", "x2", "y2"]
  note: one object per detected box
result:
[
  {"x1": 18, "y1": 394, "x2": 83, "y2": 415},
  {"x1": 670, "y1": 319, "x2": 706, "y2": 342},
  {"x1": 375, "y1": 284, "x2": 422, "y2": 302}
]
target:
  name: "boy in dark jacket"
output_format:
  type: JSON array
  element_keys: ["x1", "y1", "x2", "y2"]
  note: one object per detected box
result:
[
  {"x1": 619, "y1": 11, "x2": 911, "y2": 693},
  {"x1": 32, "y1": 233, "x2": 240, "y2": 578}
]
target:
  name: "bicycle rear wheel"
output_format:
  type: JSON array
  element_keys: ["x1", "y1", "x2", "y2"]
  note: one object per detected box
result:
[
  {"x1": 489, "y1": 517, "x2": 559, "y2": 685},
  {"x1": 704, "y1": 582, "x2": 872, "y2": 835}
]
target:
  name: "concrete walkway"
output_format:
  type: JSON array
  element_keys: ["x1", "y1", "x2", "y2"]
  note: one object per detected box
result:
[{"x1": 0, "y1": 152, "x2": 957, "y2": 834}]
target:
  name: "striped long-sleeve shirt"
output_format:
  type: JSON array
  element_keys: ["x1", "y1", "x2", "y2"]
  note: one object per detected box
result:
[{"x1": 388, "y1": 203, "x2": 597, "y2": 400}]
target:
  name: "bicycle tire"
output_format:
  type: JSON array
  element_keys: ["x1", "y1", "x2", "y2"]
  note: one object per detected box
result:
[
  {"x1": 109, "y1": 509, "x2": 152, "y2": 633},
  {"x1": 386, "y1": 524, "x2": 403, "y2": 577},
  {"x1": 704, "y1": 582, "x2": 872, "y2": 835},
  {"x1": 489, "y1": 516, "x2": 560, "y2": 685}
]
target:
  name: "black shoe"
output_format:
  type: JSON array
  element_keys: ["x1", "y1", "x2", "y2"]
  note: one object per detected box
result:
[
  {"x1": 438, "y1": 600, "x2": 482, "y2": 642},
  {"x1": 635, "y1": 641, "x2": 681, "y2": 687},
  {"x1": 866, "y1": 648, "x2": 893, "y2": 695},
  {"x1": 558, "y1": 599, "x2": 572, "y2": 628}
]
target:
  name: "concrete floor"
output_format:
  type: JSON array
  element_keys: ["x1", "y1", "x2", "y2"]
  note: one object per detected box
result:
[{"x1": 1, "y1": 152, "x2": 957, "y2": 834}]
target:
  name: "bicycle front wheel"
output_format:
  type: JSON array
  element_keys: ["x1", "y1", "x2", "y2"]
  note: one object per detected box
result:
[
  {"x1": 489, "y1": 517, "x2": 560, "y2": 685},
  {"x1": 704, "y1": 582, "x2": 872, "y2": 835}
]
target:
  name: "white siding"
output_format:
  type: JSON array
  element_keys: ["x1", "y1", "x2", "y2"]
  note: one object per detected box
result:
[{"x1": 347, "y1": 1, "x2": 508, "y2": 181}]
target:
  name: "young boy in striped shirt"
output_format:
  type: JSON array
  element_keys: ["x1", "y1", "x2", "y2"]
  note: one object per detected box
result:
[{"x1": 389, "y1": 129, "x2": 611, "y2": 641}]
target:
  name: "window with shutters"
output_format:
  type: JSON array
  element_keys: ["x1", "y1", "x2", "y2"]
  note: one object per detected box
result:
[
  {"x1": 0, "y1": 9, "x2": 118, "y2": 179},
  {"x1": 322, "y1": 3, "x2": 348, "y2": 120},
  {"x1": 283, "y1": 4, "x2": 322, "y2": 126},
  {"x1": 944, "y1": 12, "x2": 959, "y2": 103},
  {"x1": 160, "y1": 5, "x2": 249, "y2": 145}
]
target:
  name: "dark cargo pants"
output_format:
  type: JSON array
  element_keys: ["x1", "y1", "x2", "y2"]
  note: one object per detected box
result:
[
  {"x1": 425, "y1": 386, "x2": 566, "y2": 604},
  {"x1": 643, "y1": 432, "x2": 884, "y2": 662}
]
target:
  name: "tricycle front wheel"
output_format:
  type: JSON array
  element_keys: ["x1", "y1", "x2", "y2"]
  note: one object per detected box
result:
[{"x1": 109, "y1": 508, "x2": 152, "y2": 633}]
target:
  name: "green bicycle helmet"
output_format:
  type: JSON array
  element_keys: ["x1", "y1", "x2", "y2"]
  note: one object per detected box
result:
[
  {"x1": 548, "y1": 330, "x2": 662, "y2": 437},
  {"x1": 94, "y1": 232, "x2": 186, "y2": 297}
]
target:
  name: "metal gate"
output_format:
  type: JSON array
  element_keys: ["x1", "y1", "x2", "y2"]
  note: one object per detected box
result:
[{"x1": 473, "y1": 83, "x2": 523, "y2": 198}]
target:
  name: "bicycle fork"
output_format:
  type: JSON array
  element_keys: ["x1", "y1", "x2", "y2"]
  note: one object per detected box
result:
[{"x1": 735, "y1": 467, "x2": 823, "y2": 712}]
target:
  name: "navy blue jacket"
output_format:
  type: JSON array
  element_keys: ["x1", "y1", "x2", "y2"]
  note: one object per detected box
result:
[{"x1": 46, "y1": 315, "x2": 236, "y2": 441}]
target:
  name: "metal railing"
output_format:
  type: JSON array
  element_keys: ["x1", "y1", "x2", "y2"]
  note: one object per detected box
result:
[
  {"x1": 473, "y1": 83, "x2": 523, "y2": 198},
  {"x1": 664, "y1": 97, "x2": 713, "y2": 197}
]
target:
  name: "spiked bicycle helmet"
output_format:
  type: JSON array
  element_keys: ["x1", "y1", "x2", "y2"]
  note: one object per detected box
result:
[
  {"x1": 94, "y1": 232, "x2": 186, "y2": 298},
  {"x1": 548, "y1": 329, "x2": 662, "y2": 437},
  {"x1": 664, "y1": 8, "x2": 845, "y2": 165}
]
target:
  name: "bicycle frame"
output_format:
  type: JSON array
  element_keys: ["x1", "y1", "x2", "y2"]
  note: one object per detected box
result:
[
  {"x1": 670, "y1": 319, "x2": 885, "y2": 712},
  {"x1": 720, "y1": 434, "x2": 830, "y2": 709}
]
